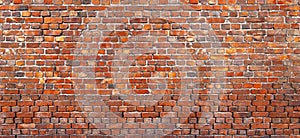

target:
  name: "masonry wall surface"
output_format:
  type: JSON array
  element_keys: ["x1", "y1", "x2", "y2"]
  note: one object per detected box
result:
[{"x1": 1, "y1": 0, "x2": 300, "y2": 137}]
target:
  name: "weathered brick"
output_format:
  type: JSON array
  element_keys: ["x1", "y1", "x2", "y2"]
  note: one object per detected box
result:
[
  {"x1": 18, "y1": 124, "x2": 35, "y2": 129},
  {"x1": 141, "y1": 112, "x2": 159, "y2": 118},
  {"x1": 130, "y1": 18, "x2": 147, "y2": 23},
  {"x1": 241, "y1": 6, "x2": 259, "y2": 11},
  {"x1": 6, "y1": 18, "x2": 24, "y2": 23},
  {"x1": 16, "y1": 112, "x2": 33, "y2": 118},
  {"x1": 63, "y1": 18, "x2": 82, "y2": 23},
  {"x1": 43, "y1": 30, "x2": 62, "y2": 36},
  {"x1": 53, "y1": 112, "x2": 70, "y2": 118},
  {"x1": 207, "y1": 18, "x2": 225, "y2": 23},
  {"x1": 25, "y1": 18, "x2": 43, "y2": 23},
  {"x1": 35, "y1": 112, "x2": 51, "y2": 118},
  {"x1": 24, "y1": 30, "x2": 42, "y2": 36},
  {"x1": 251, "y1": 124, "x2": 270, "y2": 129},
  {"x1": 123, "y1": 112, "x2": 141, "y2": 118},
  {"x1": 246, "y1": 18, "x2": 265, "y2": 23},
  {"x1": 214, "y1": 124, "x2": 231, "y2": 129},
  {"x1": 44, "y1": 17, "x2": 63, "y2": 23}
]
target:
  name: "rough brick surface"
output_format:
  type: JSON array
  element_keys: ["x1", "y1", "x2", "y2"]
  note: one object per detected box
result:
[{"x1": 1, "y1": 0, "x2": 300, "y2": 137}]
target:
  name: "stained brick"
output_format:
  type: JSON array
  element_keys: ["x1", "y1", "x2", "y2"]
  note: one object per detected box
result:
[
  {"x1": 63, "y1": 18, "x2": 82, "y2": 23},
  {"x1": 25, "y1": 18, "x2": 43, "y2": 23},
  {"x1": 43, "y1": 30, "x2": 62, "y2": 36},
  {"x1": 18, "y1": 124, "x2": 35, "y2": 129},
  {"x1": 6, "y1": 18, "x2": 24, "y2": 23},
  {"x1": 207, "y1": 18, "x2": 225, "y2": 23},
  {"x1": 16, "y1": 112, "x2": 33, "y2": 118}
]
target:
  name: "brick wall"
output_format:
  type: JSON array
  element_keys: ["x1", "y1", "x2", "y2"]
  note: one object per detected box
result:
[{"x1": 1, "y1": 0, "x2": 300, "y2": 137}]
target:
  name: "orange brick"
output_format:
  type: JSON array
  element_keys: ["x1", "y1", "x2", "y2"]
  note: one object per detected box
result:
[
  {"x1": 25, "y1": 18, "x2": 43, "y2": 23},
  {"x1": 44, "y1": 17, "x2": 62, "y2": 23},
  {"x1": 189, "y1": 0, "x2": 198, "y2": 4},
  {"x1": 207, "y1": 18, "x2": 225, "y2": 23},
  {"x1": 43, "y1": 30, "x2": 62, "y2": 36}
]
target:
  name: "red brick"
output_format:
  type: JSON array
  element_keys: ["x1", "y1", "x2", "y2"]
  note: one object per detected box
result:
[
  {"x1": 158, "y1": 101, "x2": 176, "y2": 106},
  {"x1": 124, "y1": 112, "x2": 141, "y2": 118},
  {"x1": 214, "y1": 112, "x2": 232, "y2": 118},
  {"x1": 6, "y1": 18, "x2": 24, "y2": 23},
  {"x1": 63, "y1": 18, "x2": 82, "y2": 23},
  {"x1": 55, "y1": 124, "x2": 71, "y2": 129},
  {"x1": 202, "y1": 5, "x2": 221, "y2": 10},
  {"x1": 44, "y1": 90, "x2": 60, "y2": 94},
  {"x1": 170, "y1": 30, "x2": 187, "y2": 36},
  {"x1": 0, "y1": 124, "x2": 16, "y2": 130},
  {"x1": 253, "y1": 100, "x2": 270, "y2": 106},
  {"x1": 17, "y1": 112, "x2": 33, "y2": 118},
  {"x1": 29, "y1": 6, "x2": 48, "y2": 10},
  {"x1": 35, "y1": 112, "x2": 51, "y2": 118},
  {"x1": 43, "y1": 30, "x2": 62, "y2": 36},
  {"x1": 0, "y1": 112, "x2": 15, "y2": 118},
  {"x1": 271, "y1": 124, "x2": 289, "y2": 129},
  {"x1": 149, "y1": 18, "x2": 169, "y2": 23},
  {"x1": 35, "y1": 100, "x2": 53, "y2": 106},
  {"x1": 290, "y1": 124, "x2": 300, "y2": 129},
  {"x1": 241, "y1": 6, "x2": 259, "y2": 11},
  {"x1": 141, "y1": 112, "x2": 159, "y2": 118},
  {"x1": 267, "y1": 0, "x2": 276, "y2": 4},
  {"x1": 13, "y1": 0, "x2": 22, "y2": 4},
  {"x1": 130, "y1": 18, "x2": 147, "y2": 23},
  {"x1": 271, "y1": 100, "x2": 288, "y2": 106},
  {"x1": 106, "y1": 100, "x2": 122, "y2": 106},
  {"x1": 25, "y1": 18, "x2": 43, "y2": 23},
  {"x1": 24, "y1": 30, "x2": 42, "y2": 36},
  {"x1": 18, "y1": 101, "x2": 34, "y2": 106},
  {"x1": 36, "y1": 124, "x2": 53, "y2": 129},
  {"x1": 233, "y1": 124, "x2": 250, "y2": 129},
  {"x1": 246, "y1": 18, "x2": 265, "y2": 23},
  {"x1": 233, "y1": 112, "x2": 251, "y2": 118},
  {"x1": 86, "y1": 6, "x2": 106, "y2": 11},
  {"x1": 53, "y1": 112, "x2": 70, "y2": 118},
  {"x1": 133, "y1": 90, "x2": 149, "y2": 94},
  {"x1": 72, "y1": 123, "x2": 88, "y2": 129},
  {"x1": 251, "y1": 124, "x2": 270, "y2": 129},
  {"x1": 115, "y1": 31, "x2": 128, "y2": 36},
  {"x1": 214, "y1": 124, "x2": 231, "y2": 129},
  {"x1": 0, "y1": 101, "x2": 17, "y2": 106},
  {"x1": 278, "y1": 0, "x2": 293, "y2": 4},
  {"x1": 189, "y1": 0, "x2": 198, "y2": 4},
  {"x1": 207, "y1": 18, "x2": 225, "y2": 23},
  {"x1": 18, "y1": 124, "x2": 35, "y2": 129},
  {"x1": 44, "y1": 17, "x2": 62, "y2": 23}
]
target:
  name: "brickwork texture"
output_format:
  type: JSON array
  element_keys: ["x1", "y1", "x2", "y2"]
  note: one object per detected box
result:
[{"x1": 1, "y1": 0, "x2": 300, "y2": 137}]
